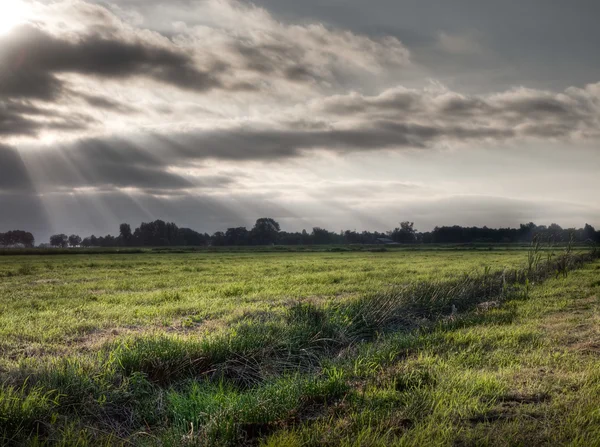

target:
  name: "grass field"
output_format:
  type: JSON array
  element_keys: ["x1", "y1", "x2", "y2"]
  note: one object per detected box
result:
[{"x1": 0, "y1": 247, "x2": 599, "y2": 445}]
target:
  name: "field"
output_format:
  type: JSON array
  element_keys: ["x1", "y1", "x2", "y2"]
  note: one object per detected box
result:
[{"x1": 1, "y1": 247, "x2": 599, "y2": 445}]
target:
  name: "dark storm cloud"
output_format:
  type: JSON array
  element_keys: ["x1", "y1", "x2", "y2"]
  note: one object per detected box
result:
[{"x1": 0, "y1": 24, "x2": 223, "y2": 102}]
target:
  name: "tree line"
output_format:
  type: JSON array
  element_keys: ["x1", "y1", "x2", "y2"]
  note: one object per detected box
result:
[
  {"x1": 2, "y1": 220, "x2": 599, "y2": 249},
  {"x1": 44, "y1": 220, "x2": 600, "y2": 248}
]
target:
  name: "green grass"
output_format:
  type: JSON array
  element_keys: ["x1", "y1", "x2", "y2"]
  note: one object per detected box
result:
[
  {"x1": 0, "y1": 250, "x2": 529, "y2": 356},
  {"x1": 0, "y1": 247, "x2": 598, "y2": 445},
  {"x1": 261, "y1": 261, "x2": 600, "y2": 446}
]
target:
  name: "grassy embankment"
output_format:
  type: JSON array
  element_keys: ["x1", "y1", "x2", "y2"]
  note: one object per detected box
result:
[{"x1": 0, "y1": 246, "x2": 598, "y2": 445}]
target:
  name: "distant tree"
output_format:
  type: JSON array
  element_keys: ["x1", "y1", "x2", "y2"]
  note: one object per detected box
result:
[
  {"x1": 548, "y1": 223, "x2": 563, "y2": 232},
  {"x1": 584, "y1": 223, "x2": 597, "y2": 241},
  {"x1": 178, "y1": 228, "x2": 210, "y2": 246},
  {"x1": 311, "y1": 227, "x2": 339, "y2": 244},
  {"x1": 50, "y1": 234, "x2": 68, "y2": 248},
  {"x1": 0, "y1": 230, "x2": 35, "y2": 248},
  {"x1": 517, "y1": 222, "x2": 538, "y2": 242},
  {"x1": 211, "y1": 231, "x2": 226, "y2": 246},
  {"x1": 22, "y1": 231, "x2": 35, "y2": 248},
  {"x1": 277, "y1": 231, "x2": 302, "y2": 245},
  {"x1": 68, "y1": 234, "x2": 82, "y2": 247},
  {"x1": 119, "y1": 223, "x2": 133, "y2": 245},
  {"x1": 250, "y1": 218, "x2": 281, "y2": 245},
  {"x1": 301, "y1": 229, "x2": 311, "y2": 244},
  {"x1": 35, "y1": 220, "x2": 600, "y2": 250},
  {"x1": 134, "y1": 220, "x2": 179, "y2": 246},
  {"x1": 547, "y1": 223, "x2": 563, "y2": 240},
  {"x1": 225, "y1": 227, "x2": 250, "y2": 245},
  {"x1": 421, "y1": 231, "x2": 433, "y2": 244},
  {"x1": 102, "y1": 235, "x2": 116, "y2": 246},
  {"x1": 390, "y1": 221, "x2": 417, "y2": 243},
  {"x1": 343, "y1": 230, "x2": 362, "y2": 244}
]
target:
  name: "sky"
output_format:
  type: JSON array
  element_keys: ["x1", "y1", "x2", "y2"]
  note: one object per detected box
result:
[{"x1": 1, "y1": 0, "x2": 599, "y2": 242}]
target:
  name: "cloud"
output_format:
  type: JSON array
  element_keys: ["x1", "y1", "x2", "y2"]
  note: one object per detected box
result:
[
  {"x1": 0, "y1": 24, "x2": 223, "y2": 102},
  {"x1": 0, "y1": 0, "x2": 412, "y2": 141},
  {"x1": 437, "y1": 31, "x2": 484, "y2": 56},
  {"x1": 0, "y1": 101, "x2": 45, "y2": 137},
  {"x1": 2, "y1": 77, "x2": 599, "y2": 196},
  {"x1": 313, "y1": 83, "x2": 600, "y2": 141},
  {"x1": 81, "y1": 94, "x2": 137, "y2": 113},
  {"x1": 0, "y1": 99, "x2": 96, "y2": 138},
  {"x1": 0, "y1": 140, "x2": 238, "y2": 194}
]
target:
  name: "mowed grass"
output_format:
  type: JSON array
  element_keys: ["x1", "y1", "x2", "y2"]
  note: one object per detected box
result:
[
  {"x1": 0, "y1": 250, "x2": 525, "y2": 359},
  {"x1": 0, "y1": 248, "x2": 599, "y2": 446}
]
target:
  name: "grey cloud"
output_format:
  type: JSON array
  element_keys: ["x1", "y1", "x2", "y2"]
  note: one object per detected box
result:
[
  {"x1": 315, "y1": 84, "x2": 600, "y2": 140},
  {"x1": 284, "y1": 66, "x2": 318, "y2": 83},
  {"x1": 1, "y1": 140, "x2": 190, "y2": 192},
  {"x1": 0, "y1": 22, "x2": 227, "y2": 137},
  {"x1": 247, "y1": 0, "x2": 600, "y2": 94},
  {"x1": 437, "y1": 96, "x2": 492, "y2": 116},
  {"x1": 0, "y1": 100, "x2": 94, "y2": 137},
  {"x1": 0, "y1": 0, "x2": 410, "y2": 104},
  {"x1": 3, "y1": 79, "x2": 599, "y2": 195},
  {"x1": 231, "y1": 41, "x2": 324, "y2": 84},
  {"x1": 154, "y1": 121, "x2": 496, "y2": 162},
  {"x1": 0, "y1": 137, "x2": 248, "y2": 195},
  {"x1": 232, "y1": 41, "x2": 304, "y2": 75},
  {"x1": 0, "y1": 117, "x2": 517, "y2": 196},
  {"x1": 0, "y1": 1, "x2": 411, "y2": 141},
  {"x1": 81, "y1": 94, "x2": 138, "y2": 113},
  {"x1": 0, "y1": 102, "x2": 42, "y2": 137},
  {"x1": 0, "y1": 24, "x2": 223, "y2": 102},
  {"x1": 308, "y1": 180, "x2": 421, "y2": 200}
]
